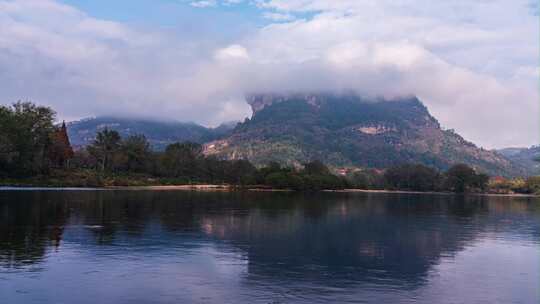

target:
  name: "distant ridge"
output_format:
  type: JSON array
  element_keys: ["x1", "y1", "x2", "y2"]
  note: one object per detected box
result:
[
  {"x1": 497, "y1": 146, "x2": 540, "y2": 176},
  {"x1": 67, "y1": 116, "x2": 236, "y2": 151}
]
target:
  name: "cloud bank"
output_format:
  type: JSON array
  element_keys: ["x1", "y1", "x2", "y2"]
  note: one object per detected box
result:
[{"x1": 0, "y1": 0, "x2": 537, "y2": 148}]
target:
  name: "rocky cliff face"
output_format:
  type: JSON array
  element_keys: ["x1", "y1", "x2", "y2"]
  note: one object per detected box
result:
[{"x1": 204, "y1": 93, "x2": 521, "y2": 177}]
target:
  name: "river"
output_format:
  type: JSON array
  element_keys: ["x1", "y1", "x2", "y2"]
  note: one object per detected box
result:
[{"x1": 0, "y1": 190, "x2": 538, "y2": 303}]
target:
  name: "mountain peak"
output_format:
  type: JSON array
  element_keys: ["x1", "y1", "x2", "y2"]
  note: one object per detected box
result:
[
  {"x1": 247, "y1": 93, "x2": 331, "y2": 114},
  {"x1": 206, "y1": 93, "x2": 521, "y2": 177},
  {"x1": 247, "y1": 92, "x2": 425, "y2": 116}
]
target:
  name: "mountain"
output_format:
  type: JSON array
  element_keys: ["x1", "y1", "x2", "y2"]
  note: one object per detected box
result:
[
  {"x1": 497, "y1": 146, "x2": 540, "y2": 176},
  {"x1": 203, "y1": 93, "x2": 522, "y2": 177},
  {"x1": 67, "y1": 117, "x2": 235, "y2": 150}
]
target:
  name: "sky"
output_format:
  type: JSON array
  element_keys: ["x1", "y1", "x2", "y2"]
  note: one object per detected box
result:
[{"x1": 0, "y1": 0, "x2": 538, "y2": 149}]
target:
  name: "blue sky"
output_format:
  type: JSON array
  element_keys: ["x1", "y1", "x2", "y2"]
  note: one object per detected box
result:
[
  {"x1": 58, "y1": 0, "x2": 267, "y2": 43},
  {"x1": 0, "y1": 0, "x2": 538, "y2": 148},
  {"x1": 59, "y1": 0, "x2": 265, "y2": 27}
]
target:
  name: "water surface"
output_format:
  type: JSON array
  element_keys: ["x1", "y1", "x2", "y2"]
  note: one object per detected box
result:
[{"x1": 0, "y1": 190, "x2": 539, "y2": 303}]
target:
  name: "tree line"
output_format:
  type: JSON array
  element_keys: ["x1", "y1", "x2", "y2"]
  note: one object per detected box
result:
[
  {"x1": 348, "y1": 164, "x2": 490, "y2": 193},
  {"x1": 1, "y1": 102, "x2": 538, "y2": 193}
]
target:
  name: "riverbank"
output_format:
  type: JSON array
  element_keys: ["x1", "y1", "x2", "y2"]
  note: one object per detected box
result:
[
  {"x1": 110, "y1": 186, "x2": 538, "y2": 197},
  {"x1": 107, "y1": 185, "x2": 295, "y2": 192},
  {"x1": 107, "y1": 185, "x2": 233, "y2": 191},
  {"x1": 327, "y1": 189, "x2": 539, "y2": 198},
  {"x1": 1, "y1": 182, "x2": 538, "y2": 197},
  {"x1": 0, "y1": 171, "x2": 208, "y2": 188}
]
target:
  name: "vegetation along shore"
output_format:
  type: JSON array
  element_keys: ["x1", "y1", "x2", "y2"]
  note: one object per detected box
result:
[{"x1": 1, "y1": 102, "x2": 539, "y2": 195}]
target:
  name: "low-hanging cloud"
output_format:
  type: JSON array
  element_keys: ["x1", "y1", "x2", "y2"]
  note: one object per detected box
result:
[{"x1": 0, "y1": 0, "x2": 537, "y2": 149}]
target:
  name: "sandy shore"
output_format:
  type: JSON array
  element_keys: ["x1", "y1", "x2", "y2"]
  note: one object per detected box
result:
[
  {"x1": 106, "y1": 184, "x2": 233, "y2": 191},
  {"x1": 107, "y1": 185, "x2": 297, "y2": 192}
]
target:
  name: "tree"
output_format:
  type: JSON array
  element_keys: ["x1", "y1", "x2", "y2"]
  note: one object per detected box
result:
[
  {"x1": 160, "y1": 142, "x2": 203, "y2": 178},
  {"x1": 0, "y1": 106, "x2": 13, "y2": 174},
  {"x1": 48, "y1": 122, "x2": 74, "y2": 168},
  {"x1": 199, "y1": 156, "x2": 226, "y2": 183},
  {"x1": 119, "y1": 135, "x2": 152, "y2": 172},
  {"x1": 256, "y1": 161, "x2": 283, "y2": 183},
  {"x1": 303, "y1": 160, "x2": 331, "y2": 175},
  {"x1": 0, "y1": 102, "x2": 56, "y2": 176},
  {"x1": 266, "y1": 161, "x2": 282, "y2": 172},
  {"x1": 87, "y1": 129, "x2": 121, "y2": 172},
  {"x1": 70, "y1": 149, "x2": 97, "y2": 169},
  {"x1": 526, "y1": 176, "x2": 540, "y2": 194},
  {"x1": 384, "y1": 164, "x2": 440, "y2": 191},
  {"x1": 265, "y1": 172, "x2": 304, "y2": 190},
  {"x1": 224, "y1": 159, "x2": 257, "y2": 185},
  {"x1": 349, "y1": 169, "x2": 385, "y2": 190},
  {"x1": 472, "y1": 173, "x2": 489, "y2": 192},
  {"x1": 444, "y1": 164, "x2": 487, "y2": 193}
]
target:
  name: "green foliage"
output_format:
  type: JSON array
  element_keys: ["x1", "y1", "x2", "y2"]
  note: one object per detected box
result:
[
  {"x1": 119, "y1": 135, "x2": 152, "y2": 172},
  {"x1": 443, "y1": 164, "x2": 488, "y2": 193},
  {"x1": 87, "y1": 128, "x2": 121, "y2": 172},
  {"x1": 0, "y1": 102, "x2": 56, "y2": 176},
  {"x1": 302, "y1": 160, "x2": 331, "y2": 175},
  {"x1": 159, "y1": 142, "x2": 203, "y2": 178},
  {"x1": 302, "y1": 174, "x2": 348, "y2": 191},
  {"x1": 260, "y1": 161, "x2": 348, "y2": 191},
  {"x1": 384, "y1": 164, "x2": 441, "y2": 191},
  {"x1": 348, "y1": 169, "x2": 385, "y2": 190},
  {"x1": 223, "y1": 159, "x2": 257, "y2": 185},
  {"x1": 526, "y1": 176, "x2": 540, "y2": 194},
  {"x1": 265, "y1": 172, "x2": 297, "y2": 189}
]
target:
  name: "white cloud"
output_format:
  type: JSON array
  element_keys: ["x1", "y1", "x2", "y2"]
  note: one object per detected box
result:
[
  {"x1": 0, "y1": 0, "x2": 252, "y2": 126},
  {"x1": 190, "y1": 0, "x2": 217, "y2": 8},
  {"x1": 223, "y1": 0, "x2": 243, "y2": 5},
  {"x1": 262, "y1": 12, "x2": 295, "y2": 21},
  {"x1": 189, "y1": 0, "x2": 243, "y2": 8},
  {"x1": 240, "y1": 1, "x2": 539, "y2": 148},
  {"x1": 214, "y1": 44, "x2": 250, "y2": 61},
  {"x1": 0, "y1": 0, "x2": 537, "y2": 148}
]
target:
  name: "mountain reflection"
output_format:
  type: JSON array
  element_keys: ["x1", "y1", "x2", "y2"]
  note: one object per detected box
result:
[{"x1": 0, "y1": 190, "x2": 538, "y2": 290}]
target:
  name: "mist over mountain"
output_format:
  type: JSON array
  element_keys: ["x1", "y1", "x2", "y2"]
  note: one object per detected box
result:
[
  {"x1": 203, "y1": 93, "x2": 523, "y2": 177},
  {"x1": 67, "y1": 117, "x2": 236, "y2": 151}
]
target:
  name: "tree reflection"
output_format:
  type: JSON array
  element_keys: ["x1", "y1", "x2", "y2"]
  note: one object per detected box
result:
[{"x1": 0, "y1": 191, "x2": 70, "y2": 268}]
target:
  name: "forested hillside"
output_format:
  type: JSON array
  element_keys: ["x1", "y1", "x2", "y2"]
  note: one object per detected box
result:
[
  {"x1": 204, "y1": 93, "x2": 522, "y2": 177},
  {"x1": 68, "y1": 117, "x2": 235, "y2": 150}
]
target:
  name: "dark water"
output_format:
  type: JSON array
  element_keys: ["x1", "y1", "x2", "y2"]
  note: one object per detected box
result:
[{"x1": 0, "y1": 190, "x2": 539, "y2": 304}]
